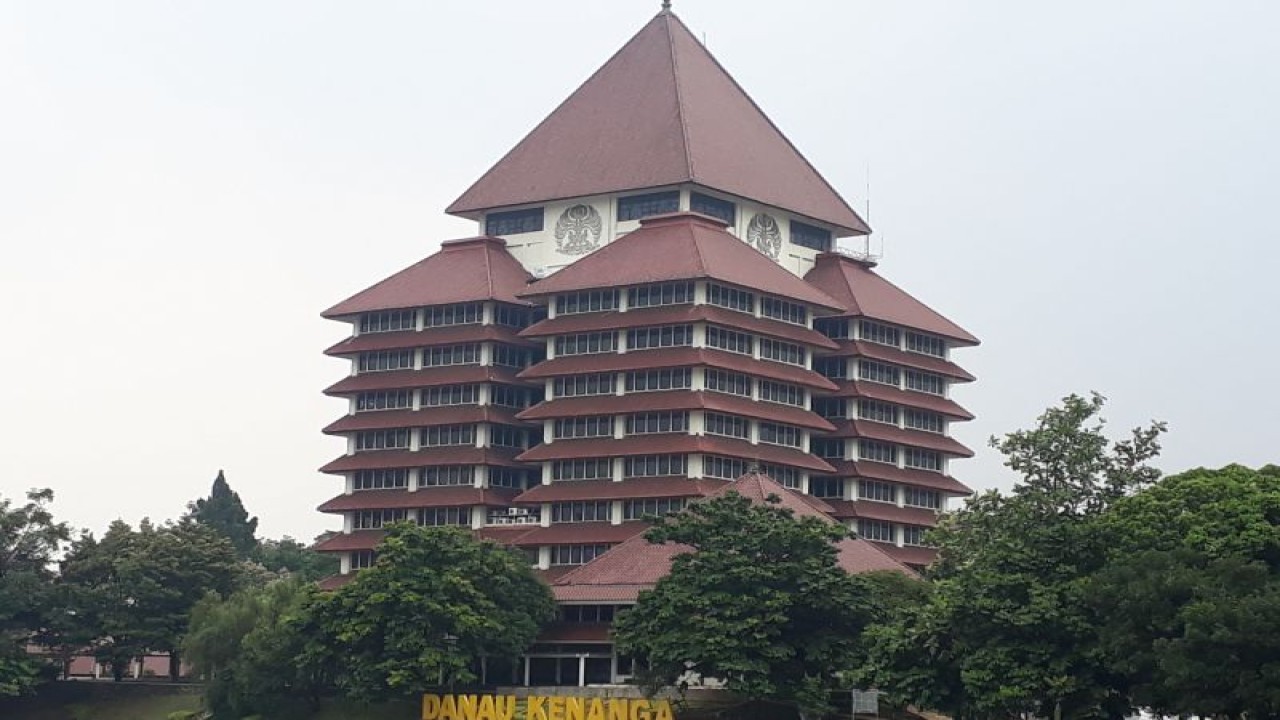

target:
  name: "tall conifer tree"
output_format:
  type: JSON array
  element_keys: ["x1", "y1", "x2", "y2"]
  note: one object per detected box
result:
[{"x1": 187, "y1": 470, "x2": 259, "y2": 558}]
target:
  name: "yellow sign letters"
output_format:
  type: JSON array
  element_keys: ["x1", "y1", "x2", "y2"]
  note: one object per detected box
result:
[{"x1": 421, "y1": 694, "x2": 675, "y2": 720}]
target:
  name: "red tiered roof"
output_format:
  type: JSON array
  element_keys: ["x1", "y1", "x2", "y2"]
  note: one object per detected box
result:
[
  {"x1": 823, "y1": 380, "x2": 975, "y2": 419},
  {"x1": 316, "y1": 487, "x2": 519, "y2": 513},
  {"x1": 447, "y1": 13, "x2": 869, "y2": 235},
  {"x1": 514, "y1": 477, "x2": 727, "y2": 504},
  {"x1": 804, "y1": 253, "x2": 979, "y2": 345},
  {"x1": 323, "y1": 236, "x2": 534, "y2": 319},
  {"x1": 323, "y1": 366, "x2": 535, "y2": 396},
  {"x1": 521, "y1": 305, "x2": 838, "y2": 350},
  {"x1": 319, "y1": 447, "x2": 525, "y2": 474},
  {"x1": 824, "y1": 499, "x2": 942, "y2": 527},
  {"x1": 826, "y1": 420, "x2": 975, "y2": 457},
  {"x1": 825, "y1": 460, "x2": 974, "y2": 496},
  {"x1": 516, "y1": 391, "x2": 835, "y2": 432},
  {"x1": 324, "y1": 325, "x2": 537, "y2": 356},
  {"x1": 515, "y1": 435, "x2": 837, "y2": 474},
  {"x1": 518, "y1": 213, "x2": 844, "y2": 309},
  {"x1": 820, "y1": 340, "x2": 976, "y2": 382},
  {"x1": 322, "y1": 406, "x2": 529, "y2": 434},
  {"x1": 519, "y1": 347, "x2": 838, "y2": 391},
  {"x1": 549, "y1": 472, "x2": 915, "y2": 602},
  {"x1": 875, "y1": 544, "x2": 940, "y2": 568}
]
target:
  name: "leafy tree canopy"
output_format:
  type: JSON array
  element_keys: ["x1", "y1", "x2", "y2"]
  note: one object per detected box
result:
[
  {"x1": 0, "y1": 489, "x2": 70, "y2": 696},
  {"x1": 186, "y1": 470, "x2": 259, "y2": 558},
  {"x1": 253, "y1": 536, "x2": 339, "y2": 582},
  {"x1": 307, "y1": 524, "x2": 554, "y2": 701},
  {"x1": 613, "y1": 492, "x2": 885, "y2": 720}
]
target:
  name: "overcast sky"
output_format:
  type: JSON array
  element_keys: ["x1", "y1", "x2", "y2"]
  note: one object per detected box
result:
[{"x1": 2, "y1": 1, "x2": 1276, "y2": 542}]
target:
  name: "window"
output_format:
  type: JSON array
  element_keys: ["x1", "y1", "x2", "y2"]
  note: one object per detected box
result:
[
  {"x1": 492, "y1": 345, "x2": 534, "y2": 368},
  {"x1": 420, "y1": 424, "x2": 475, "y2": 447},
  {"x1": 425, "y1": 303, "x2": 482, "y2": 327},
  {"x1": 859, "y1": 440, "x2": 898, "y2": 465},
  {"x1": 625, "y1": 412, "x2": 689, "y2": 435},
  {"x1": 623, "y1": 497, "x2": 686, "y2": 520},
  {"x1": 356, "y1": 390, "x2": 412, "y2": 412},
  {"x1": 704, "y1": 369, "x2": 750, "y2": 397},
  {"x1": 706, "y1": 284, "x2": 754, "y2": 313},
  {"x1": 420, "y1": 507, "x2": 472, "y2": 526},
  {"x1": 554, "y1": 416, "x2": 615, "y2": 439},
  {"x1": 421, "y1": 466, "x2": 475, "y2": 487},
  {"x1": 560, "y1": 605, "x2": 617, "y2": 623},
  {"x1": 859, "y1": 320, "x2": 900, "y2": 347},
  {"x1": 703, "y1": 456, "x2": 748, "y2": 481},
  {"x1": 556, "y1": 290, "x2": 619, "y2": 315},
  {"x1": 487, "y1": 468, "x2": 533, "y2": 490},
  {"x1": 813, "y1": 317, "x2": 849, "y2": 340},
  {"x1": 551, "y1": 501, "x2": 612, "y2": 523},
  {"x1": 857, "y1": 519, "x2": 895, "y2": 543},
  {"x1": 359, "y1": 310, "x2": 415, "y2": 334},
  {"x1": 761, "y1": 297, "x2": 806, "y2": 325},
  {"x1": 489, "y1": 426, "x2": 531, "y2": 449},
  {"x1": 353, "y1": 509, "x2": 407, "y2": 529},
  {"x1": 859, "y1": 480, "x2": 897, "y2": 503},
  {"x1": 759, "y1": 338, "x2": 805, "y2": 366},
  {"x1": 904, "y1": 448, "x2": 943, "y2": 471},
  {"x1": 553, "y1": 459, "x2": 613, "y2": 481},
  {"x1": 628, "y1": 282, "x2": 693, "y2": 308},
  {"x1": 904, "y1": 409, "x2": 944, "y2": 434},
  {"x1": 491, "y1": 385, "x2": 538, "y2": 409},
  {"x1": 904, "y1": 487, "x2": 942, "y2": 509},
  {"x1": 858, "y1": 399, "x2": 899, "y2": 425},
  {"x1": 906, "y1": 331, "x2": 946, "y2": 358},
  {"x1": 550, "y1": 544, "x2": 611, "y2": 565},
  {"x1": 902, "y1": 526, "x2": 929, "y2": 547},
  {"x1": 555, "y1": 332, "x2": 617, "y2": 356},
  {"x1": 617, "y1": 190, "x2": 678, "y2": 221},
  {"x1": 761, "y1": 463, "x2": 800, "y2": 489},
  {"x1": 555, "y1": 374, "x2": 616, "y2": 397},
  {"x1": 905, "y1": 370, "x2": 945, "y2": 396},
  {"x1": 353, "y1": 469, "x2": 408, "y2": 491},
  {"x1": 690, "y1": 192, "x2": 735, "y2": 224},
  {"x1": 627, "y1": 325, "x2": 693, "y2": 350},
  {"x1": 704, "y1": 412, "x2": 749, "y2": 439},
  {"x1": 706, "y1": 326, "x2": 753, "y2": 355},
  {"x1": 759, "y1": 380, "x2": 804, "y2": 407},
  {"x1": 350, "y1": 550, "x2": 378, "y2": 570},
  {"x1": 809, "y1": 477, "x2": 845, "y2": 499},
  {"x1": 810, "y1": 438, "x2": 846, "y2": 459},
  {"x1": 858, "y1": 360, "x2": 900, "y2": 386},
  {"x1": 625, "y1": 368, "x2": 692, "y2": 392},
  {"x1": 485, "y1": 207, "x2": 544, "y2": 235},
  {"x1": 759, "y1": 422, "x2": 802, "y2": 448},
  {"x1": 813, "y1": 357, "x2": 847, "y2": 380},
  {"x1": 358, "y1": 350, "x2": 414, "y2": 373},
  {"x1": 790, "y1": 220, "x2": 832, "y2": 251},
  {"x1": 624, "y1": 455, "x2": 687, "y2": 477},
  {"x1": 493, "y1": 305, "x2": 532, "y2": 328},
  {"x1": 812, "y1": 397, "x2": 847, "y2": 419},
  {"x1": 355, "y1": 429, "x2": 410, "y2": 451},
  {"x1": 424, "y1": 344, "x2": 480, "y2": 367},
  {"x1": 422, "y1": 385, "x2": 479, "y2": 407}
]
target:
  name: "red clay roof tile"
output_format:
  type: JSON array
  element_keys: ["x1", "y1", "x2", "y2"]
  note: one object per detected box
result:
[
  {"x1": 823, "y1": 380, "x2": 975, "y2": 419},
  {"x1": 825, "y1": 499, "x2": 942, "y2": 527},
  {"x1": 515, "y1": 435, "x2": 835, "y2": 474},
  {"x1": 316, "y1": 487, "x2": 519, "y2": 513},
  {"x1": 325, "y1": 325, "x2": 537, "y2": 356},
  {"x1": 323, "y1": 237, "x2": 535, "y2": 318},
  {"x1": 516, "y1": 391, "x2": 835, "y2": 432},
  {"x1": 820, "y1": 340, "x2": 976, "y2": 382},
  {"x1": 318, "y1": 447, "x2": 526, "y2": 474},
  {"x1": 826, "y1": 420, "x2": 974, "y2": 457},
  {"x1": 322, "y1": 406, "x2": 529, "y2": 434},
  {"x1": 521, "y1": 305, "x2": 838, "y2": 350},
  {"x1": 824, "y1": 460, "x2": 974, "y2": 496},
  {"x1": 510, "y1": 522, "x2": 648, "y2": 547},
  {"x1": 323, "y1": 366, "x2": 534, "y2": 396},
  {"x1": 518, "y1": 346, "x2": 837, "y2": 391},
  {"x1": 446, "y1": 14, "x2": 868, "y2": 235},
  {"x1": 805, "y1": 254, "x2": 978, "y2": 344},
  {"x1": 873, "y1": 543, "x2": 940, "y2": 569},
  {"x1": 514, "y1": 477, "x2": 728, "y2": 504}
]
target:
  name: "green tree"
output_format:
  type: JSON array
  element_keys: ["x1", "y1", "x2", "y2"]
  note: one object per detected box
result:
[
  {"x1": 1091, "y1": 464, "x2": 1280, "y2": 718},
  {"x1": 60, "y1": 519, "x2": 240, "y2": 681},
  {"x1": 253, "y1": 536, "x2": 339, "y2": 582},
  {"x1": 0, "y1": 489, "x2": 70, "y2": 696},
  {"x1": 308, "y1": 524, "x2": 554, "y2": 700},
  {"x1": 861, "y1": 393, "x2": 1165, "y2": 719},
  {"x1": 185, "y1": 578, "x2": 330, "y2": 719},
  {"x1": 613, "y1": 492, "x2": 882, "y2": 720},
  {"x1": 186, "y1": 470, "x2": 259, "y2": 558}
]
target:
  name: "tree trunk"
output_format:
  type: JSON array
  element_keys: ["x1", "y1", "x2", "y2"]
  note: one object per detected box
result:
[{"x1": 169, "y1": 651, "x2": 181, "y2": 682}]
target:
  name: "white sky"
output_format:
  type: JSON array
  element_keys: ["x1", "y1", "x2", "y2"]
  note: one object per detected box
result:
[{"x1": 2, "y1": 1, "x2": 1276, "y2": 542}]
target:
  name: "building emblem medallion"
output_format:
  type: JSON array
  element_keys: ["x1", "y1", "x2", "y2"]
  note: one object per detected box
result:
[
  {"x1": 554, "y1": 204, "x2": 604, "y2": 255},
  {"x1": 747, "y1": 213, "x2": 782, "y2": 259}
]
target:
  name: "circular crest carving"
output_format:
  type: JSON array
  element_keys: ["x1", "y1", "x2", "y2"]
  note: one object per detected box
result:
[
  {"x1": 747, "y1": 213, "x2": 782, "y2": 260},
  {"x1": 554, "y1": 204, "x2": 603, "y2": 255}
]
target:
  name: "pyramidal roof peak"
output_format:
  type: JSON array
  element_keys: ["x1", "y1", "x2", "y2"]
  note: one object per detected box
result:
[{"x1": 447, "y1": 11, "x2": 870, "y2": 235}]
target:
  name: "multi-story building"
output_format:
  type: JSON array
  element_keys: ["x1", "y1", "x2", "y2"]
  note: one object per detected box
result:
[{"x1": 316, "y1": 6, "x2": 978, "y2": 684}]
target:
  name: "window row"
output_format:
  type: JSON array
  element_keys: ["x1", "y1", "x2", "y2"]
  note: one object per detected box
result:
[
  {"x1": 355, "y1": 385, "x2": 539, "y2": 411},
  {"x1": 353, "y1": 425, "x2": 536, "y2": 450},
  {"x1": 351, "y1": 507, "x2": 472, "y2": 529},
  {"x1": 351, "y1": 466, "x2": 538, "y2": 492},
  {"x1": 856, "y1": 519, "x2": 931, "y2": 547}
]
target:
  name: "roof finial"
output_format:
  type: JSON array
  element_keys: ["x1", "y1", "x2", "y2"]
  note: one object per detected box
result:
[{"x1": 661, "y1": 0, "x2": 672, "y2": 11}]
